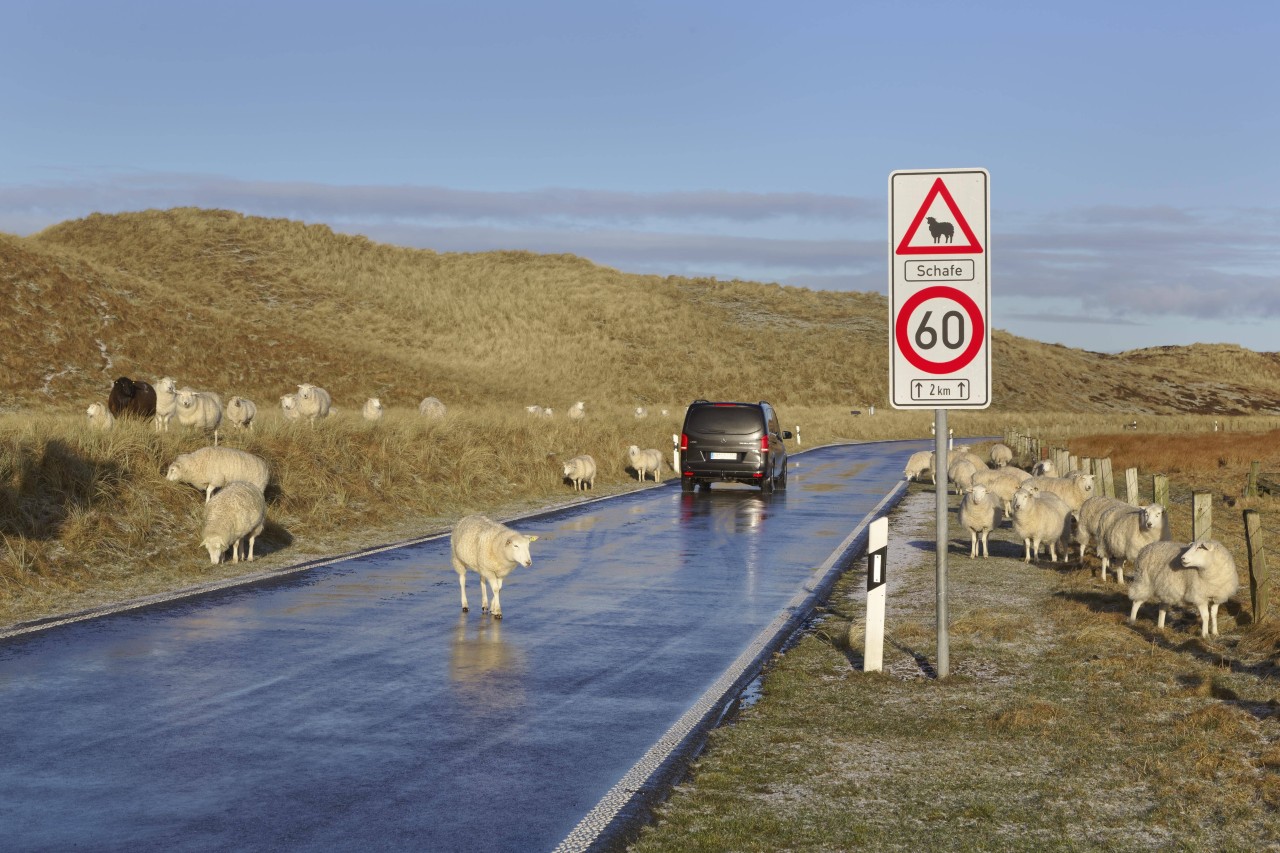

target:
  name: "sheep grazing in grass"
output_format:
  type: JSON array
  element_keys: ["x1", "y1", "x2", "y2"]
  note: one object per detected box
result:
[
  {"x1": 450, "y1": 514, "x2": 539, "y2": 619},
  {"x1": 1128, "y1": 539, "x2": 1240, "y2": 638},
  {"x1": 296, "y1": 383, "x2": 332, "y2": 424},
  {"x1": 153, "y1": 377, "x2": 178, "y2": 432},
  {"x1": 563, "y1": 454, "x2": 597, "y2": 491},
  {"x1": 419, "y1": 396, "x2": 447, "y2": 419},
  {"x1": 989, "y1": 443, "x2": 1014, "y2": 468},
  {"x1": 86, "y1": 402, "x2": 114, "y2": 431},
  {"x1": 567, "y1": 401, "x2": 586, "y2": 421},
  {"x1": 628, "y1": 445, "x2": 663, "y2": 482},
  {"x1": 904, "y1": 450, "x2": 934, "y2": 483},
  {"x1": 363, "y1": 397, "x2": 384, "y2": 421},
  {"x1": 201, "y1": 481, "x2": 267, "y2": 565},
  {"x1": 280, "y1": 393, "x2": 301, "y2": 421},
  {"x1": 107, "y1": 376, "x2": 157, "y2": 421},
  {"x1": 225, "y1": 396, "x2": 257, "y2": 430},
  {"x1": 176, "y1": 387, "x2": 223, "y2": 442},
  {"x1": 1028, "y1": 473, "x2": 1094, "y2": 513},
  {"x1": 958, "y1": 484, "x2": 1002, "y2": 558},
  {"x1": 1011, "y1": 486, "x2": 1073, "y2": 563},
  {"x1": 525, "y1": 405, "x2": 544, "y2": 417},
  {"x1": 1097, "y1": 503, "x2": 1169, "y2": 584},
  {"x1": 167, "y1": 446, "x2": 270, "y2": 503}
]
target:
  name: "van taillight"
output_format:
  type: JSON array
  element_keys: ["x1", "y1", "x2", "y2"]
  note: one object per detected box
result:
[
  {"x1": 680, "y1": 433, "x2": 688, "y2": 451},
  {"x1": 760, "y1": 434, "x2": 769, "y2": 453}
]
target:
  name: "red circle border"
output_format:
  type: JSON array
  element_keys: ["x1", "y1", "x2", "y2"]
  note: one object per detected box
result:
[{"x1": 895, "y1": 286, "x2": 985, "y2": 375}]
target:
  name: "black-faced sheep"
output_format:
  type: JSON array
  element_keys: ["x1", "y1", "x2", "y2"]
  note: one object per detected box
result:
[{"x1": 108, "y1": 376, "x2": 157, "y2": 420}]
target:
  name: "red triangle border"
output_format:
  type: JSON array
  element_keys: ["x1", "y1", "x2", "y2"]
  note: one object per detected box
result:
[{"x1": 895, "y1": 177, "x2": 983, "y2": 255}]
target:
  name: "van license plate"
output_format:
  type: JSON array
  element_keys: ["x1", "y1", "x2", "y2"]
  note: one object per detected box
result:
[{"x1": 709, "y1": 452, "x2": 737, "y2": 460}]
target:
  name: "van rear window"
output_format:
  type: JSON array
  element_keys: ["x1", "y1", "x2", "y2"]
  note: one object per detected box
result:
[{"x1": 685, "y1": 406, "x2": 764, "y2": 435}]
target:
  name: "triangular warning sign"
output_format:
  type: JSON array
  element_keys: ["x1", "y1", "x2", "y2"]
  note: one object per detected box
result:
[{"x1": 895, "y1": 177, "x2": 983, "y2": 255}]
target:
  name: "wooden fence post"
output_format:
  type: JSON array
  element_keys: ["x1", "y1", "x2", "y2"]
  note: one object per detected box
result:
[
  {"x1": 1153, "y1": 474, "x2": 1169, "y2": 510},
  {"x1": 1245, "y1": 509, "x2": 1270, "y2": 623},
  {"x1": 1192, "y1": 492, "x2": 1213, "y2": 541},
  {"x1": 1069, "y1": 454, "x2": 1079, "y2": 474},
  {"x1": 1081, "y1": 457, "x2": 1094, "y2": 477},
  {"x1": 1246, "y1": 461, "x2": 1260, "y2": 498},
  {"x1": 1099, "y1": 458, "x2": 1115, "y2": 499},
  {"x1": 1125, "y1": 467, "x2": 1140, "y2": 504}
]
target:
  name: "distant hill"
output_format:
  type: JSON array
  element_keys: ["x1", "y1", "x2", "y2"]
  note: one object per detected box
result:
[{"x1": 2, "y1": 207, "x2": 1277, "y2": 415}]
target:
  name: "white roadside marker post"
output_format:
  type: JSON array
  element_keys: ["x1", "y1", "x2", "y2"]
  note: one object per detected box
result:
[
  {"x1": 864, "y1": 516, "x2": 889, "y2": 672},
  {"x1": 672, "y1": 434, "x2": 680, "y2": 475}
]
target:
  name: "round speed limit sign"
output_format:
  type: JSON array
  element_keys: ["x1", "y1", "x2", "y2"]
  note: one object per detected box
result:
[{"x1": 894, "y1": 285, "x2": 984, "y2": 375}]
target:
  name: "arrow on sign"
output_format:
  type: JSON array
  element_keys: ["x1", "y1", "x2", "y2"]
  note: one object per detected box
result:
[{"x1": 914, "y1": 381, "x2": 923, "y2": 396}]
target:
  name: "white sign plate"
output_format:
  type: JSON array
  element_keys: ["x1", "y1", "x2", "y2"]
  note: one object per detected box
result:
[{"x1": 889, "y1": 168, "x2": 991, "y2": 409}]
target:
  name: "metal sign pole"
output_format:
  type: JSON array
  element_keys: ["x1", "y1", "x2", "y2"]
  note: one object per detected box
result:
[{"x1": 935, "y1": 408, "x2": 949, "y2": 678}]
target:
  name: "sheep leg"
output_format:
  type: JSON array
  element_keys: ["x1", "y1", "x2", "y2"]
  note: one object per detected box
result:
[
  {"x1": 970, "y1": 531, "x2": 978, "y2": 559},
  {"x1": 231, "y1": 538, "x2": 241, "y2": 564},
  {"x1": 1023, "y1": 538, "x2": 1032, "y2": 563},
  {"x1": 1048, "y1": 540, "x2": 1058, "y2": 563},
  {"x1": 981, "y1": 529, "x2": 990, "y2": 558},
  {"x1": 247, "y1": 533, "x2": 257, "y2": 562},
  {"x1": 1129, "y1": 600, "x2": 1143, "y2": 624},
  {"x1": 1099, "y1": 554, "x2": 1111, "y2": 583},
  {"x1": 452, "y1": 560, "x2": 469, "y2": 612},
  {"x1": 1210, "y1": 602, "x2": 1221, "y2": 636},
  {"x1": 206, "y1": 485, "x2": 215, "y2": 503},
  {"x1": 1157, "y1": 608, "x2": 1167, "y2": 629},
  {"x1": 479, "y1": 575, "x2": 490, "y2": 613},
  {"x1": 490, "y1": 577, "x2": 503, "y2": 620},
  {"x1": 1198, "y1": 603, "x2": 1211, "y2": 638}
]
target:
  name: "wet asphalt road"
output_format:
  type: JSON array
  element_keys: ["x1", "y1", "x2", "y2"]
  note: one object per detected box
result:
[{"x1": 0, "y1": 441, "x2": 922, "y2": 852}]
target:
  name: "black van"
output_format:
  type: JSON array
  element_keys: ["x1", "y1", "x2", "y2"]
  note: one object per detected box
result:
[{"x1": 678, "y1": 400, "x2": 791, "y2": 492}]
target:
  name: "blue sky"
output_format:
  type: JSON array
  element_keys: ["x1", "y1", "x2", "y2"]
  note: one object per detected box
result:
[{"x1": 3, "y1": 0, "x2": 1278, "y2": 353}]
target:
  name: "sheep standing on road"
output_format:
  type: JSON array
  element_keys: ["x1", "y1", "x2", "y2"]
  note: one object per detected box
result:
[
  {"x1": 200, "y1": 481, "x2": 267, "y2": 565},
  {"x1": 1128, "y1": 539, "x2": 1240, "y2": 637},
  {"x1": 86, "y1": 402, "x2": 114, "y2": 431},
  {"x1": 154, "y1": 377, "x2": 178, "y2": 432},
  {"x1": 1011, "y1": 486, "x2": 1073, "y2": 563},
  {"x1": 225, "y1": 396, "x2": 257, "y2": 430},
  {"x1": 628, "y1": 445, "x2": 663, "y2": 482},
  {"x1": 176, "y1": 387, "x2": 223, "y2": 442},
  {"x1": 167, "y1": 446, "x2": 270, "y2": 503},
  {"x1": 958, "y1": 484, "x2": 1002, "y2": 558},
  {"x1": 1097, "y1": 503, "x2": 1168, "y2": 583},
  {"x1": 296, "y1": 383, "x2": 332, "y2": 424},
  {"x1": 363, "y1": 397, "x2": 384, "y2": 422},
  {"x1": 563, "y1": 454, "x2": 597, "y2": 491},
  {"x1": 904, "y1": 450, "x2": 934, "y2": 483},
  {"x1": 450, "y1": 514, "x2": 539, "y2": 619},
  {"x1": 419, "y1": 397, "x2": 447, "y2": 419}
]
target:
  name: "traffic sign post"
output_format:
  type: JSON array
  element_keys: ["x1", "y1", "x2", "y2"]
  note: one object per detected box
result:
[{"x1": 889, "y1": 168, "x2": 990, "y2": 680}]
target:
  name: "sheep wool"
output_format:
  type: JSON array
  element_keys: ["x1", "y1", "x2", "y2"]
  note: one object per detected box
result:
[
  {"x1": 567, "y1": 401, "x2": 586, "y2": 421},
  {"x1": 958, "y1": 484, "x2": 1002, "y2": 558},
  {"x1": 280, "y1": 393, "x2": 301, "y2": 421},
  {"x1": 167, "y1": 446, "x2": 271, "y2": 503},
  {"x1": 154, "y1": 377, "x2": 178, "y2": 432},
  {"x1": 225, "y1": 396, "x2": 257, "y2": 430},
  {"x1": 1097, "y1": 503, "x2": 1168, "y2": 583},
  {"x1": 201, "y1": 481, "x2": 267, "y2": 565},
  {"x1": 903, "y1": 450, "x2": 934, "y2": 483},
  {"x1": 363, "y1": 397, "x2": 384, "y2": 421},
  {"x1": 563, "y1": 454, "x2": 597, "y2": 491},
  {"x1": 86, "y1": 402, "x2": 114, "y2": 431},
  {"x1": 1011, "y1": 486, "x2": 1072, "y2": 563},
  {"x1": 1027, "y1": 474, "x2": 1094, "y2": 512},
  {"x1": 1129, "y1": 539, "x2": 1240, "y2": 637},
  {"x1": 989, "y1": 443, "x2": 1014, "y2": 468},
  {"x1": 176, "y1": 388, "x2": 223, "y2": 437},
  {"x1": 296, "y1": 384, "x2": 332, "y2": 424},
  {"x1": 450, "y1": 514, "x2": 538, "y2": 619},
  {"x1": 1075, "y1": 495, "x2": 1130, "y2": 562},
  {"x1": 419, "y1": 397, "x2": 447, "y2": 419},
  {"x1": 628, "y1": 445, "x2": 663, "y2": 482}
]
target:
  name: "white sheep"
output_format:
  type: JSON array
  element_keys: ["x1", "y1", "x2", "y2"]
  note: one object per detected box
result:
[
  {"x1": 153, "y1": 377, "x2": 178, "y2": 432},
  {"x1": 1097, "y1": 503, "x2": 1169, "y2": 583},
  {"x1": 563, "y1": 454, "x2": 597, "y2": 490},
  {"x1": 225, "y1": 396, "x2": 257, "y2": 430},
  {"x1": 947, "y1": 453, "x2": 986, "y2": 493},
  {"x1": 567, "y1": 401, "x2": 586, "y2": 421},
  {"x1": 958, "y1": 484, "x2": 1002, "y2": 558},
  {"x1": 634, "y1": 407, "x2": 648, "y2": 419},
  {"x1": 542, "y1": 407, "x2": 554, "y2": 418},
  {"x1": 1128, "y1": 539, "x2": 1240, "y2": 637},
  {"x1": 971, "y1": 466, "x2": 1031, "y2": 516},
  {"x1": 419, "y1": 396, "x2": 447, "y2": 419},
  {"x1": 450, "y1": 514, "x2": 539, "y2": 619},
  {"x1": 280, "y1": 393, "x2": 301, "y2": 421},
  {"x1": 989, "y1": 443, "x2": 1014, "y2": 468},
  {"x1": 1075, "y1": 495, "x2": 1130, "y2": 560},
  {"x1": 628, "y1": 445, "x2": 663, "y2": 482},
  {"x1": 296, "y1": 383, "x2": 332, "y2": 424},
  {"x1": 176, "y1": 387, "x2": 223, "y2": 442},
  {"x1": 525, "y1": 405, "x2": 544, "y2": 417},
  {"x1": 1011, "y1": 486, "x2": 1073, "y2": 563},
  {"x1": 903, "y1": 450, "x2": 934, "y2": 483},
  {"x1": 363, "y1": 397, "x2": 384, "y2": 421},
  {"x1": 1027, "y1": 473, "x2": 1094, "y2": 513},
  {"x1": 167, "y1": 446, "x2": 270, "y2": 503},
  {"x1": 200, "y1": 480, "x2": 267, "y2": 565},
  {"x1": 85, "y1": 402, "x2": 114, "y2": 431}
]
